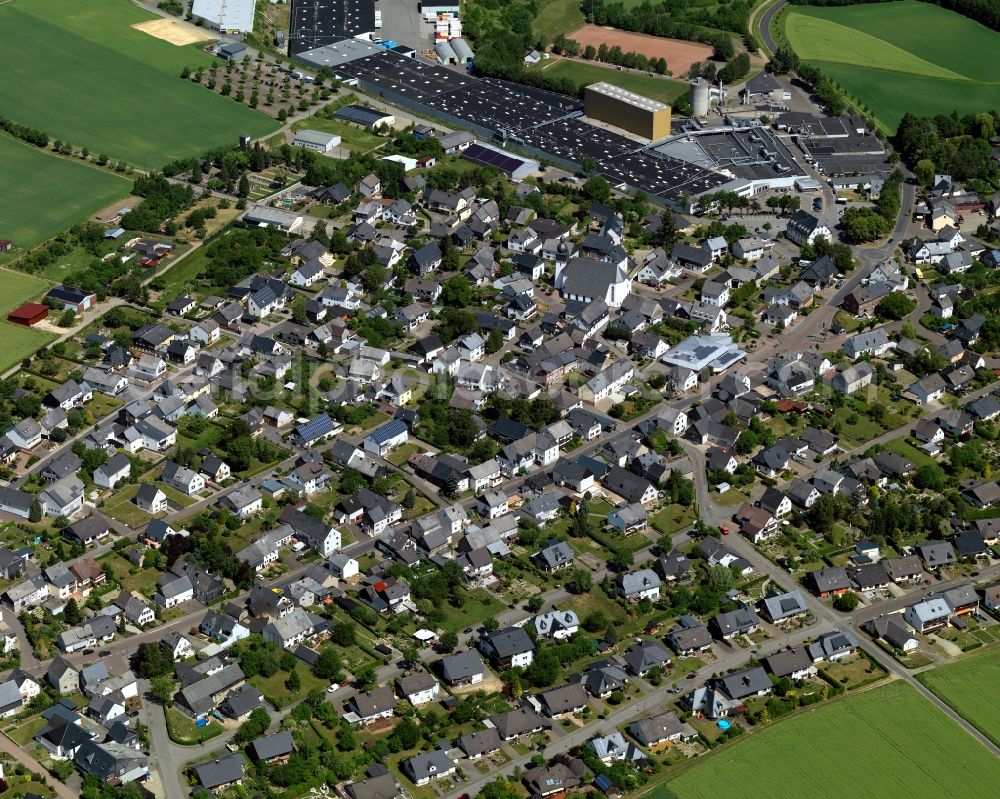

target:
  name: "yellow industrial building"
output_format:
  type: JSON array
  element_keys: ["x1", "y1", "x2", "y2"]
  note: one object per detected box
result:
[{"x1": 584, "y1": 82, "x2": 671, "y2": 141}]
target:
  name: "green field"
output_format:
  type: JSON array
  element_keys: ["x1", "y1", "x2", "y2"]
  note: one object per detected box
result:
[
  {"x1": 0, "y1": 134, "x2": 131, "y2": 251},
  {"x1": 0, "y1": 264, "x2": 57, "y2": 372},
  {"x1": 785, "y1": 1, "x2": 1000, "y2": 129},
  {"x1": 665, "y1": 683, "x2": 1000, "y2": 798},
  {"x1": 0, "y1": 0, "x2": 279, "y2": 165},
  {"x1": 530, "y1": 57, "x2": 688, "y2": 103},
  {"x1": 918, "y1": 648, "x2": 1000, "y2": 746},
  {"x1": 534, "y1": 0, "x2": 586, "y2": 42}
]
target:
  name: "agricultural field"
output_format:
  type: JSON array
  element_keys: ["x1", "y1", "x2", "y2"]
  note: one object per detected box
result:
[
  {"x1": 663, "y1": 683, "x2": 1000, "y2": 798},
  {"x1": 917, "y1": 648, "x2": 1000, "y2": 746},
  {"x1": 784, "y1": 1, "x2": 1000, "y2": 129},
  {"x1": 0, "y1": 0, "x2": 278, "y2": 165},
  {"x1": 529, "y1": 57, "x2": 688, "y2": 103},
  {"x1": 0, "y1": 135, "x2": 131, "y2": 253}
]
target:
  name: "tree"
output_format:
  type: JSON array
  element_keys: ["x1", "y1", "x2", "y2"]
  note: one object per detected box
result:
[
  {"x1": 808, "y1": 494, "x2": 838, "y2": 536},
  {"x1": 149, "y1": 676, "x2": 175, "y2": 706},
  {"x1": 705, "y1": 564, "x2": 734, "y2": 594},
  {"x1": 136, "y1": 642, "x2": 175, "y2": 678},
  {"x1": 481, "y1": 777, "x2": 521, "y2": 799},
  {"x1": 355, "y1": 664, "x2": 378, "y2": 691},
  {"x1": 833, "y1": 591, "x2": 860, "y2": 612},
  {"x1": 913, "y1": 463, "x2": 947, "y2": 491},
  {"x1": 439, "y1": 630, "x2": 459, "y2": 652},
  {"x1": 292, "y1": 294, "x2": 307, "y2": 324},
  {"x1": 285, "y1": 668, "x2": 301, "y2": 692},
  {"x1": 914, "y1": 158, "x2": 936, "y2": 186},
  {"x1": 719, "y1": 53, "x2": 750, "y2": 84},
  {"x1": 58, "y1": 308, "x2": 77, "y2": 327},
  {"x1": 841, "y1": 207, "x2": 890, "y2": 243},
  {"x1": 313, "y1": 645, "x2": 343, "y2": 680},
  {"x1": 876, "y1": 292, "x2": 916, "y2": 320},
  {"x1": 527, "y1": 595, "x2": 545, "y2": 612},
  {"x1": 29, "y1": 500, "x2": 42, "y2": 523},
  {"x1": 63, "y1": 598, "x2": 81, "y2": 625},
  {"x1": 486, "y1": 328, "x2": 504, "y2": 354},
  {"x1": 568, "y1": 568, "x2": 592, "y2": 594}
]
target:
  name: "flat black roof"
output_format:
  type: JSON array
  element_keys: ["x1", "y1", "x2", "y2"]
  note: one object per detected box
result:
[
  {"x1": 337, "y1": 51, "x2": 473, "y2": 99},
  {"x1": 334, "y1": 104, "x2": 391, "y2": 126},
  {"x1": 289, "y1": 0, "x2": 376, "y2": 55}
]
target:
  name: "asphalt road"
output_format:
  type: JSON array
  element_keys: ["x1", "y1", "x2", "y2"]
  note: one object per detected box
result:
[{"x1": 757, "y1": 0, "x2": 788, "y2": 56}]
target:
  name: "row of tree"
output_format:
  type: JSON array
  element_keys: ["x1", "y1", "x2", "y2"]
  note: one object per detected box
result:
[{"x1": 552, "y1": 35, "x2": 670, "y2": 75}]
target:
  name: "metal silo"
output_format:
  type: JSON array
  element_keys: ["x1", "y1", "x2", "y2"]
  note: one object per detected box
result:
[{"x1": 691, "y1": 78, "x2": 710, "y2": 117}]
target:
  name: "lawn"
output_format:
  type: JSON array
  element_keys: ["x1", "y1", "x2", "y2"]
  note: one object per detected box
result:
[
  {"x1": 291, "y1": 116, "x2": 385, "y2": 152},
  {"x1": 101, "y1": 484, "x2": 152, "y2": 528},
  {"x1": 6, "y1": 714, "x2": 47, "y2": 746},
  {"x1": 437, "y1": 590, "x2": 505, "y2": 634},
  {"x1": 165, "y1": 706, "x2": 223, "y2": 745},
  {"x1": 533, "y1": 0, "x2": 586, "y2": 42},
  {"x1": 917, "y1": 648, "x2": 1000, "y2": 747},
  {"x1": 98, "y1": 551, "x2": 161, "y2": 597},
  {"x1": 0, "y1": 0, "x2": 278, "y2": 165},
  {"x1": 663, "y1": 682, "x2": 1000, "y2": 798},
  {"x1": 529, "y1": 57, "x2": 688, "y2": 104},
  {"x1": 0, "y1": 320, "x2": 55, "y2": 374},
  {"x1": 0, "y1": 134, "x2": 131, "y2": 253},
  {"x1": 882, "y1": 436, "x2": 937, "y2": 469},
  {"x1": 250, "y1": 665, "x2": 328, "y2": 709},
  {"x1": 784, "y1": 1, "x2": 1000, "y2": 129},
  {"x1": 650, "y1": 504, "x2": 695, "y2": 536}
]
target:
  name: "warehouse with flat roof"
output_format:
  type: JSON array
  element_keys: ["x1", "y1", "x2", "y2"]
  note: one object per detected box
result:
[
  {"x1": 292, "y1": 129, "x2": 341, "y2": 152},
  {"x1": 191, "y1": 0, "x2": 256, "y2": 33},
  {"x1": 584, "y1": 82, "x2": 671, "y2": 141}
]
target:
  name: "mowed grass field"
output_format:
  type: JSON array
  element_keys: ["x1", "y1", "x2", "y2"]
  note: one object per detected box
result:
[
  {"x1": 0, "y1": 0, "x2": 278, "y2": 166},
  {"x1": 0, "y1": 267, "x2": 56, "y2": 373},
  {"x1": 529, "y1": 57, "x2": 688, "y2": 103},
  {"x1": 0, "y1": 134, "x2": 131, "y2": 250},
  {"x1": 533, "y1": 0, "x2": 585, "y2": 42},
  {"x1": 917, "y1": 648, "x2": 1000, "y2": 747},
  {"x1": 785, "y1": 1, "x2": 1000, "y2": 129},
  {"x1": 663, "y1": 683, "x2": 1000, "y2": 799}
]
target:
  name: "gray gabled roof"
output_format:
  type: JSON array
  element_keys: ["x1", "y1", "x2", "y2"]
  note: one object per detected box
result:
[
  {"x1": 248, "y1": 730, "x2": 294, "y2": 762},
  {"x1": 193, "y1": 751, "x2": 247, "y2": 789},
  {"x1": 440, "y1": 650, "x2": 484, "y2": 682}
]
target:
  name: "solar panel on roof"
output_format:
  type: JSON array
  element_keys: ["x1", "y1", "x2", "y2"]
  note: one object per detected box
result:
[
  {"x1": 334, "y1": 104, "x2": 387, "y2": 126},
  {"x1": 462, "y1": 143, "x2": 524, "y2": 174}
]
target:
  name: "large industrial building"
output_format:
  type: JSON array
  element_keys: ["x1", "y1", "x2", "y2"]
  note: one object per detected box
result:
[
  {"x1": 654, "y1": 122, "x2": 807, "y2": 198},
  {"x1": 584, "y1": 82, "x2": 671, "y2": 141},
  {"x1": 290, "y1": 37, "x2": 826, "y2": 211},
  {"x1": 289, "y1": 0, "x2": 377, "y2": 55},
  {"x1": 191, "y1": 0, "x2": 256, "y2": 33}
]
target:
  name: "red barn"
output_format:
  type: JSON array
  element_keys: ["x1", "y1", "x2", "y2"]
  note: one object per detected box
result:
[{"x1": 7, "y1": 303, "x2": 48, "y2": 326}]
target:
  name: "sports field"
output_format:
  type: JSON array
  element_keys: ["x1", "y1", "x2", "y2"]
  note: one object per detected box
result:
[
  {"x1": 0, "y1": 134, "x2": 131, "y2": 251},
  {"x1": 569, "y1": 25, "x2": 714, "y2": 76},
  {"x1": 785, "y1": 1, "x2": 1000, "y2": 129},
  {"x1": 917, "y1": 648, "x2": 1000, "y2": 747},
  {"x1": 0, "y1": 0, "x2": 278, "y2": 166},
  {"x1": 530, "y1": 57, "x2": 688, "y2": 103},
  {"x1": 663, "y1": 683, "x2": 1000, "y2": 799}
]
